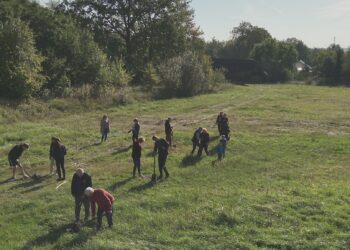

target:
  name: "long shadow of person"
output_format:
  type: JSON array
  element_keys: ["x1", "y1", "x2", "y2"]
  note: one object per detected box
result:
[
  {"x1": 21, "y1": 223, "x2": 70, "y2": 249},
  {"x1": 128, "y1": 180, "x2": 156, "y2": 193},
  {"x1": 112, "y1": 145, "x2": 132, "y2": 155},
  {"x1": 108, "y1": 176, "x2": 133, "y2": 191},
  {"x1": 0, "y1": 177, "x2": 15, "y2": 185},
  {"x1": 10, "y1": 174, "x2": 51, "y2": 191},
  {"x1": 180, "y1": 154, "x2": 202, "y2": 168},
  {"x1": 80, "y1": 142, "x2": 101, "y2": 150},
  {"x1": 22, "y1": 222, "x2": 97, "y2": 250}
]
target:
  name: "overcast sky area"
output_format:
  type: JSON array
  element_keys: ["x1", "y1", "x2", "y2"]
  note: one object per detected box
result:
[{"x1": 38, "y1": 0, "x2": 350, "y2": 49}]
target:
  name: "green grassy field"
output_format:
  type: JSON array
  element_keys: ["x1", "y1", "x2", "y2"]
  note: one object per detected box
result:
[{"x1": 1, "y1": 84, "x2": 350, "y2": 249}]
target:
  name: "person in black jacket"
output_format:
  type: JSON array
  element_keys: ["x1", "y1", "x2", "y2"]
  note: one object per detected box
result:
[
  {"x1": 198, "y1": 128, "x2": 210, "y2": 157},
  {"x1": 191, "y1": 127, "x2": 202, "y2": 155},
  {"x1": 128, "y1": 118, "x2": 140, "y2": 142},
  {"x1": 8, "y1": 143, "x2": 30, "y2": 179},
  {"x1": 152, "y1": 135, "x2": 170, "y2": 179},
  {"x1": 51, "y1": 138, "x2": 67, "y2": 180},
  {"x1": 216, "y1": 112, "x2": 224, "y2": 135},
  {"x1": 131, "y1": 137, "x2": 145, "y2": 177},
  {"x1": 164, "y1": 117, "x2": 173, "y2": 147},
  {"x1": 221, "y1": 113, "x2": 230, "y2": 140},
  {"x1": 71, "y1": 168, "x2": 92, "y2": 222}
]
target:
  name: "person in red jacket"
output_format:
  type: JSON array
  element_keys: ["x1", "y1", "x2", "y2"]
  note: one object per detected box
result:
[{"x1": 84, "y1": 187, "x2": 115, "y2": 230}]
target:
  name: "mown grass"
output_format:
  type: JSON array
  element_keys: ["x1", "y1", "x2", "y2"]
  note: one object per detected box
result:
[{"x1": 1, "y1": 84, "x2": 350, "y2": 249}]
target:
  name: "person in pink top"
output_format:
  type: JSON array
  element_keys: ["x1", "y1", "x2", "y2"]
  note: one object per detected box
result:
[{"x1": 84, "y1": 187, "x2": 115, "y2": 230}]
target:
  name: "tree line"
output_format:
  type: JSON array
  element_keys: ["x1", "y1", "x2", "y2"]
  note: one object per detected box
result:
[
  {"x1": 0, "y1": 1, "x2": 349, "y2": 101},
  {"x1": 0, "y1": 0, "x2": 223, "y2": 100},
  {"x1": 206, "y1": 22, "x2": 350, "y2": 84}
]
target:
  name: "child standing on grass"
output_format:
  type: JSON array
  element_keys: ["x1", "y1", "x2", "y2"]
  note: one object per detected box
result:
[
  {"x1": 100, "y1": 115, "x2": 110, "y2": 142},
  {"x1": 128, "y1": 118, "x2": 140, "y2": 142},
  {"x1": 217, "y1": 135, "x2": 227, "y2": 161}
]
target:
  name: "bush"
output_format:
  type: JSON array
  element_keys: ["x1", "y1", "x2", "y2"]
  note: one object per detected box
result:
[
  {"x1": 157, "y1": 52, "x2": 222, "y2": 98},
  {"x1": 0, "y1": 19, "x2": 44, "y2": 99}
]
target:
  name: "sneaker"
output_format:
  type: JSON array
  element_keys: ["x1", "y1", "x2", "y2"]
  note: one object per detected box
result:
[
  {"x1": 157, "y1": 175, "x2": 163, "y2": 180},
  {"x1": 165, "y1": 173, "x2": 170, "y2": 179}
]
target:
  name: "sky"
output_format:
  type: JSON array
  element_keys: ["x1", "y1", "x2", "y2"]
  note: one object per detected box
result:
[
  {"x1": 38, "y1": 0, "x2": 350, "y2": 49},
  {"x1": 190, "y1": 0, "x2": 350, "y2": 48}
]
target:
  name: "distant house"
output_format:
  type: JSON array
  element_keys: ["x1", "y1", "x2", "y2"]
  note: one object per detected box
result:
[
  {"x1": 295, "y1": 60, "x2": 312, "y2": 73},
  {"x1": 212, "y1": 58, "x2": 267, "y2": 83}
]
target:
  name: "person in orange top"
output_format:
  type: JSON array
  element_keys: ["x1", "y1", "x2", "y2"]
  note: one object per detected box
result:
[{"x1": 84, "y1": 187, "x2": 115, "y2": 230}]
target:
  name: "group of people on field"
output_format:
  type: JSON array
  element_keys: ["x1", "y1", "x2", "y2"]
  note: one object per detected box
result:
[{"x1": 6, "y1": 112, "x2": 230, "y2": 230}]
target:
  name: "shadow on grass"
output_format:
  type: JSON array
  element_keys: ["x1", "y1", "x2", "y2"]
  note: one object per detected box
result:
[
  {"x1": 180, "y1": 154, "x2": 203, "y2": 167},
  {"x1": 22, "y1": 223, "x2": 69, "y2": 249},
  {"x1": 10, "y1": 174, "x2": 52, "y2": 191},
  {"x1": 80, "y1": 141, "x2": 101, "y2": 150},
  {"x1": 112, "y1": 145, "x2": 132, "y2": 155},
  {"x1": 22, "y1": 222, "x2": 97, "y2": 250},
  {"x1": 128, "y1": 180, "x2": 156, "y2": 193},
  {"x1": 0, "y1": 177, "x2": 15, "y2": 185},
  {"x1": 108, "y1": 176, "x2": 133, "y2": 191}
]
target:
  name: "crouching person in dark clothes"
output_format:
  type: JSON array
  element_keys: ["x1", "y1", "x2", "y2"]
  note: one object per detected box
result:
[
  {"x1": 132, "y1": 137, "x2": 145, "y2": 177},
  {"x1": 84, "y1": 187, "x2": 115, "y2": 230},
  {"x1": 8, "y1": 143, "x2": 30, "y2": 179},
  {"x1": 152, "y1": 135, "x2": 170, "y2": 179},
  {"x1": 71, "y1": 168, "x2": 92, "y2": 222}
]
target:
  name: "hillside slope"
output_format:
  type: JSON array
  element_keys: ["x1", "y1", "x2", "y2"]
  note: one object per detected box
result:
[{"x1": 1, "y1": 84, "x2": 350, "y2": 249}]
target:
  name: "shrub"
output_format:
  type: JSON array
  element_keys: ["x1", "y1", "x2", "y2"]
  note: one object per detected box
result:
[
  {"x1": 0, "y1": 19, "x2": 45, "y2": 99},
  {"x1": 157, "y1": 52, "x2": 222, "y2": 98}
]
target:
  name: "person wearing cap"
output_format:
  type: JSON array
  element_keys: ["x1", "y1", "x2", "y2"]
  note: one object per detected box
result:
[
  {"x1": 152, "y1": 135, "x2": 170, "y2": 179},
  {"x1": 8, "y1": 143, "x2": 30, "y2": 179},
  {"x1": 131, "y1": 137, "x2": 145, "y2": 177},
  {"x1": 217, "y1": 135, "x2": 227, "y2": 161},
  {"x1": 128, "y1": 118, "x2": 140, "y2": 142},
  {"x1": 51, "y1": 137, "x2": 67, "y2": 180},
  {"x1": 71, "y1": 168, "x2": 92, "y2": 222},
  {"x1": 84, "y1": 187, "x2": 115, "y2": 230},
  {"x1": 191, "y1": 127, "x2": 203, "y2": 155},
  {"x1": 198, "y1": 128, "x2": 210, "y2": 157},
  {"x1": 100, "y1": 114, "x2": 110, "y2": 142},
  {"x1": 164, "y1": 117, "x2": 173, "y2": 147}
]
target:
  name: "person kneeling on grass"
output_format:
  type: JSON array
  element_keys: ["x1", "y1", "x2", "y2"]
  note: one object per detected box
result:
[
  {"x1": 8, "y1": 143, "x2": 30, "y2": 179},
  {"x1": 71, "y1": 168, "x2": 92, "y2": 222},
  {"x1": 85, "y1": 187, "x2": 115, "y2": 230}
]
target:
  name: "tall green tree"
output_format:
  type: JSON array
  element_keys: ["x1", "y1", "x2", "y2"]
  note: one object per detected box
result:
[
  {"x1": 285, "y1": 37, "x2": 311, "y2": 64},
  {"x1": 228, "y1": 22, "x2": 271, "y2": 59},
  {"x1": 58, "y1": 0, "x2": 203, "y2": 72},
  {"x1": 0, "y1": 18, "x2": 44, "y2": 99},
  {"x1": 311, "y1": 45, "x2": 344, "y2": 84},
  {"x1": 250, "y1": 38, "x2": 298, "y2": 82}
]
